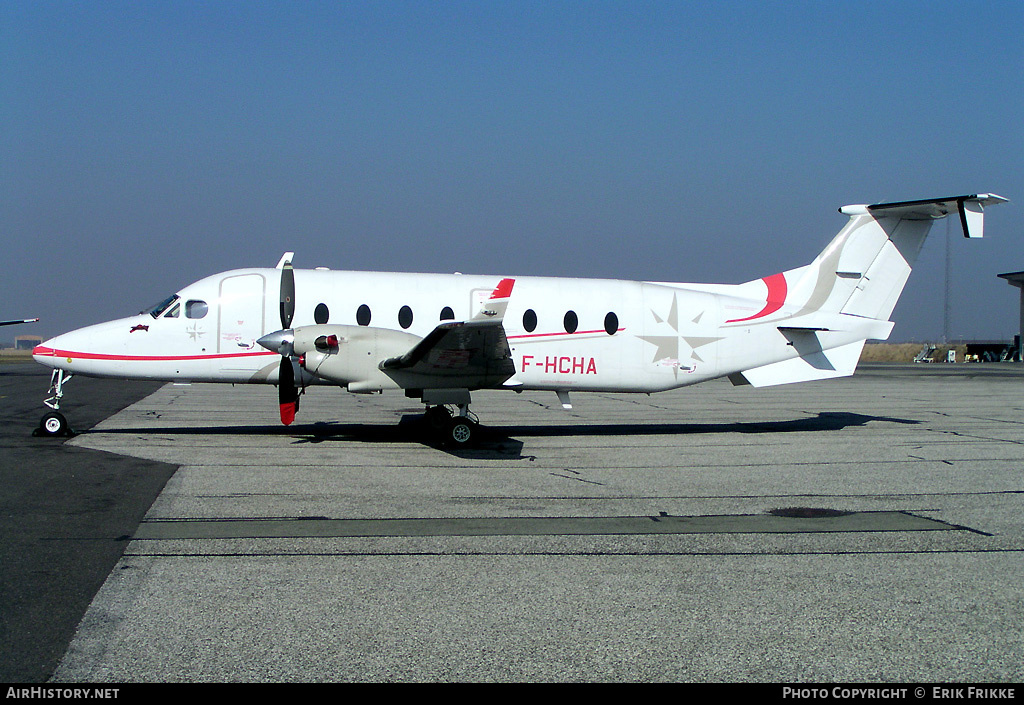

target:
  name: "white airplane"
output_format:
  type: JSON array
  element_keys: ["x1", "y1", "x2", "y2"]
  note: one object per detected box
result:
[{"x1": 32, "y1": 193, "x2": 1007, "y2": 445}]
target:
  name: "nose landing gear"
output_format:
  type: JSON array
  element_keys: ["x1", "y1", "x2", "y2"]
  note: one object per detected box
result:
[{"x1": 34, "y1": 369, "x2": 73, "y2": 437}]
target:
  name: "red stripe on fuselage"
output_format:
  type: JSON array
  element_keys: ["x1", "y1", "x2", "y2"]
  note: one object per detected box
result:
[
  {"x1": 507, "y1": 328, "x2": 624, "y2": 340},
  {"x1": 32, "y1": 346, "x2": 277, "y2": 362},
  {"x1": 725, "y1": 273, "x2": 787, "y2": 323}
]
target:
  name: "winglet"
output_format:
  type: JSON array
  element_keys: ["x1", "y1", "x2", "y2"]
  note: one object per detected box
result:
[
  {"x1": 490, "y1": 278, "x2": 515, "y2": 300},
  {"x1": 472, "y1": 278, "x2": 515, "y2": 321}
]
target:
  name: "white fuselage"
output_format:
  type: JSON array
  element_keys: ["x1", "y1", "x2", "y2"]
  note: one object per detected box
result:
[{"x1": 33, "y1": 266, "x2": 818, "y2": 394}]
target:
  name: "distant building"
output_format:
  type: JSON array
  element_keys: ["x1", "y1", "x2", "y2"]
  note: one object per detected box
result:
[
  {"x1": 997, "y1": 271, "x2": 1024, "y2": 361},
  {"x1": 15, "y1": 335, "x2": 42, "y2": 351}
]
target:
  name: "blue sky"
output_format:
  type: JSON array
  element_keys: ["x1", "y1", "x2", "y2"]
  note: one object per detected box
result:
[{"x1": 3, "y1": 1, "x2": 1022, "y2": 343}]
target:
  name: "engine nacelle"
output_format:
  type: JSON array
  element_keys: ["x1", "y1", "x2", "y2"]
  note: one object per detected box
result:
[{"x1": 292, "y1": 325, "x2": 421, "y2": 393}]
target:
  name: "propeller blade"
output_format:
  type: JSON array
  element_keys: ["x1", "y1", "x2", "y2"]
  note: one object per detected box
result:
[
  {"x1": 278, "y1": 356, "x2": 299, "y2": 425},
  {"x1": 280, "y1": 260, "x2": 295, "y2": 330}
]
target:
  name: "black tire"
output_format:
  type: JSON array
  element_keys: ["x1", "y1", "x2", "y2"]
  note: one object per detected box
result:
[
  {"x1": 38, "y1": 411, "x2": 69, "y2": 437},
  {"x1": 445, "y1": 416, "x2": 477, "y2": 448}
]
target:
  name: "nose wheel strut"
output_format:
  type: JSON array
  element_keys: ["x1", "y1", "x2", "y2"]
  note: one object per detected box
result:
[{"x1": 35, "y1": 369, "x2": 72, "y2": 437}]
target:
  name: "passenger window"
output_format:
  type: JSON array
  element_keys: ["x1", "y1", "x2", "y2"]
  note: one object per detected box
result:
[
  {"x1": 356, "y1": 304, "x2": 371, "y2": 326},
  {"x1": 604, "y1": 312, "x2": 618, "y2": 335},
  {"x1": 315, "y1": 303, "x2": 330, "y2": 325},
  {"x1": 398, "y1": 305, "x2": 413, "y2": 329},
  {"x1": 185, "y1": 300, "x2": 208, "y2": 319},
  {"x1": 523, "y1": 309, "x2": 537, "y2": 333},
  {"x1": 440, "y1": 306, "x2": 455, "y2": 321},
  {"x1": 563, "y1": 310, "x2": 578, "y2": 334}
]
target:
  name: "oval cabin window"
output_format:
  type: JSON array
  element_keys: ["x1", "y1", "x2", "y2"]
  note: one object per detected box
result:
[
  {"x1": 315, "y1": 303, "x2": 330, "y2": 324},
  {"x1": 523, "y1": 309, "x2": 537, "y2": 333},
  {"x1": 563, "y1": 310, "x2": 578, "y2": 334},
  {"x1": 398, "y1": 305, "x2": 413, "y2": 329}
]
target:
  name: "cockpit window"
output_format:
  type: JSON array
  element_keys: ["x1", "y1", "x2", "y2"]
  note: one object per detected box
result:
[
  {"x1": 164, "y1": 302, "x2": 180, "y2": 318},
  {"x1": 185, "y1": 300, "x2": 209, "y2": 319},
  {"x1": 148, "y1": 294, "x2": 180, "y2": 319}
]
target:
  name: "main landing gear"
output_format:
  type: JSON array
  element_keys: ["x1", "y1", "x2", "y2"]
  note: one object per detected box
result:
[
  {"x1": 423, "y1": 404, "x2": 479, "y2": 448},
  {"x1": 34, "y1": 369, "x2": 72, "y2": 437},
  {"x1": 419, "y1": 389, "x2": 479, "y2": 448}
]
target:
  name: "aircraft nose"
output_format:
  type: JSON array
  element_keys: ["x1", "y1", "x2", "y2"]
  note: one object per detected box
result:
[
  {"x1": 30, "y1": 322, "x2": 121, "y2": 368},
  {"x1": 32, "y1": 334, "x2": 66, "y2": 367}
]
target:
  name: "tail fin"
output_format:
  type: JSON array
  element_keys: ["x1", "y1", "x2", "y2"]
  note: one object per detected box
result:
[
  {"x1": 785, "y1": 193, "x2": 1007, "y2": 323},
  {"x1": 729, "y1": 193, "x2": 1007, "y2": 388}
]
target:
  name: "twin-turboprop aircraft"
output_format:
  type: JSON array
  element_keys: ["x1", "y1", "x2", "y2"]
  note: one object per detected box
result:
[{"x1": 33, "y1": 193, "x2": 1007, "y2": 446}]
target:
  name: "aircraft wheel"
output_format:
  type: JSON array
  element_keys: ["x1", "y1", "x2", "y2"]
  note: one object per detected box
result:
[
  {"x1": 38, "y1": 411, "x2": 69, "y2": 437},
  {"x1": 444, "y1": 416, "x2": 477, "y2": 448}
]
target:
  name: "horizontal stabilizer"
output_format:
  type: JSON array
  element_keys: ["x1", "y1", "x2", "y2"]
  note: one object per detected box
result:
[
  {"x1": 840, "y1": 194, "x2": 1007, "y2": 238},
  {"x1": 729, "y1": 340, "x2": 866, "y2": 388}
]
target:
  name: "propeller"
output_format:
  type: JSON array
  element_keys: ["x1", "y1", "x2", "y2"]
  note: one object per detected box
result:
[{"x1": 277, "y1": 257, "x2": 299, "y2": 425}]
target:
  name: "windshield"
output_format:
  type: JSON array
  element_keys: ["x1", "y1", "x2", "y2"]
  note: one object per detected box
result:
[{"x1": 146, "y1": 294, "x2": 180, "y2": 319}]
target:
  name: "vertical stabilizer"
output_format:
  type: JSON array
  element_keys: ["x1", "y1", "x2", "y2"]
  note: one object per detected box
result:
[{"x1": 726, "y1": 194, "x2": 1006, "y2": 388}]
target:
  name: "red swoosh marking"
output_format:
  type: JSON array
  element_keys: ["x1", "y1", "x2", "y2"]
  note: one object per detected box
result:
[{"x1": 726, "y1": 272, "x2": 787, "y2": 323}]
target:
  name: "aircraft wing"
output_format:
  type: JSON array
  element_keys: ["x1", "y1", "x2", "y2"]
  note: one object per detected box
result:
[
  {"x1": 1, "y1": 318, "x2": 39, "y2": 327},
  {"x1": 379, "y1": 279, "x2": 516, "y2": 387}
]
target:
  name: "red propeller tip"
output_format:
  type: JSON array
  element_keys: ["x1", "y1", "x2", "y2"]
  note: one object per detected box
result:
[{"x1": 280, "y1": 403, "x2": 296, "y2": 426}]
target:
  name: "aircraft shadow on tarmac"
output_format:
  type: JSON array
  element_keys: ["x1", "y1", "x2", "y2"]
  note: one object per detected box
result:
[{"x1": 76, "y1": 411, "x2": 917, "y2": 460}]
